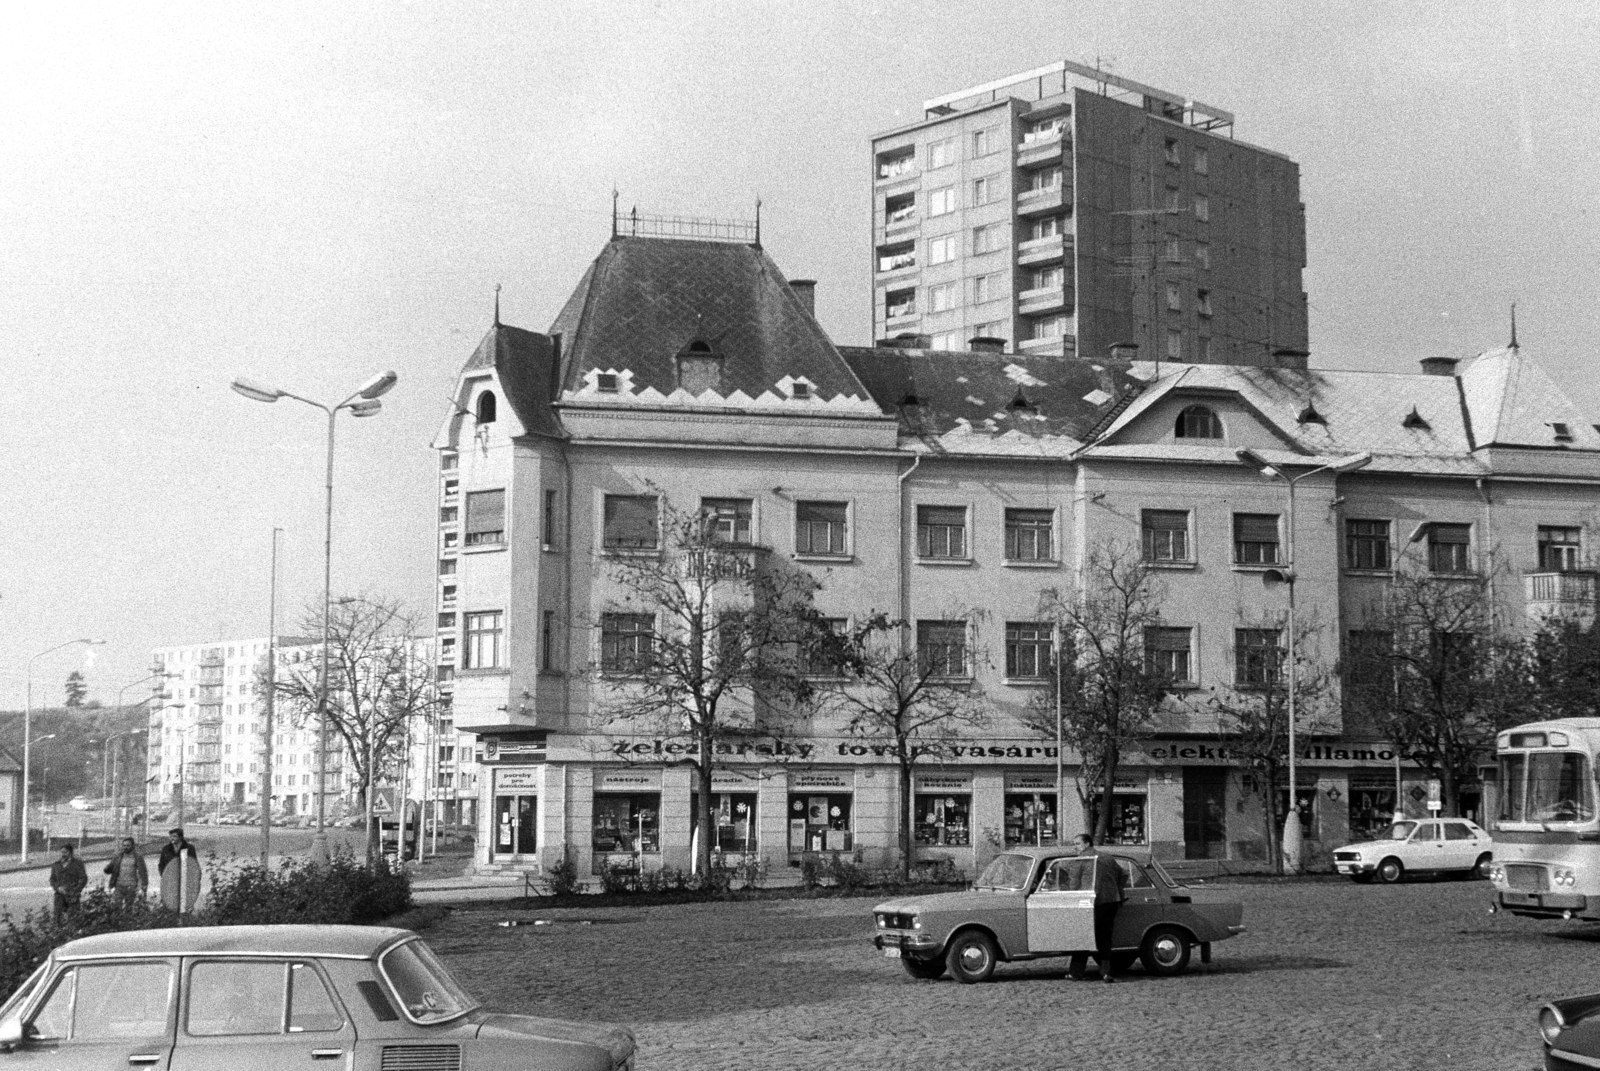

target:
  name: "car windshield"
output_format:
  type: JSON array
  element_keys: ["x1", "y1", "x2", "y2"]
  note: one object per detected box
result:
[
  {"x1": 378, "y1": 939, "x2": 478, "y2": 1024},
  {"x1": 1380, "y1": 822, "x2": 1417, "y2": 841},
  {"x1": 974, "y1": 852, "x2": 1034, "y2": 890}
]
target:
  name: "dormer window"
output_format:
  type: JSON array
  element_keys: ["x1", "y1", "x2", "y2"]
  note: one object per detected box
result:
[
  {"x1": 676, "y1": 340, "x2": 724, "y2": 394},
  {"x1": 791, "y1": 382, "x2": 811, "y2": 400},
  {"x1": 1175, "y1": 405, "x2": 1223, "y2": 439},
  {"x1": 597, "y1": 373, "x2": 620, "y2": 393},
  {"x1": 475, "y1": 390, "x2": 497, "y2": 424},
  {"x1": 1552, "y1": 422, "x2": 1574, "y2": 443},
  {"x1": 1403, "y1": 407, "x2": 1430, "y2": 431},
  {"x1": 1296, "y1": 403, "x2": 1326, "y2": 425}
]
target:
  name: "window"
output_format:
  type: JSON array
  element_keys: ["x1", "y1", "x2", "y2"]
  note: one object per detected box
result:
[
  {"x1": 1164, "y1": 137, "x2": 1180, "y2": 165},
  {"x1": 702, "y1": 498, "x2": 753, "y2": 544},
  {"x1": 928, "y1": 138, "x2": 956, "y2": 168},
  {"x1": 1538, "y1": 526, "x2": 1583, "y2": 571},
  {"x1": 973, "y1": 223, "x2": 1006, "y2": 254},
  {"x1": 928, "y1": 235, "x2": 956, "y2": 264},
  {"x1": 801, "y1": 617, "x2": 850, "y2": 676},
  {"x1": 1428, "y1": 523, "x2": 1471, "y2": 574},
  {"x1": 1194, "y1": 147, "x2": 1209, "y2": 175},
  {"x1": 918, "y1": 620, "x2": 968, "y2": 677},
  {"x1": 1346, "y1": 519, "x2": 1391, "y2": 570},
  {"x1": 592, "y1": 793, "x2": 660, "y2": 853},
  {"x1": 32, "y1": 962, "x2": 173, "y2": 1042},
  {"x1": 1166, "y1": 330, "x2": 1182, "y2": 360},
  {"x1": 440, "y1": 451, "x2": 458, "y2": 472},
  {"x1": 796, "y1": 501, "x2": 848, "y2": 556},
  {"x1": 437, "y1": 612, "x2": 455, "y2": 629},
  {"x1": 1029, "y1": 315, "x2": 1069, "y2": 340},
  {"x1": 1026, "y1": 167, "x2": 1062, "y2": 192},
  {"x1": 917, "y1": 505, "x2": 967, "y2": 558},
  {"x1": 884, "y1": 191, "x2": 915, "y2": 224},
  {"x1": 876, "y1": 147, "x2": 915, "y2": 180},
  {"x1": 475, "y1": 391, "x2": 497, "y2": 424},
  {"x1": 1195, "y1": 243, "x2": 1211, "y2": 270},
  {"x1": 1175, "y1": 405, "x2": 1222, "y2": 439},
  {"x1": 1164, "y1": 188, "x2": 1182, "y2": 212},
  {"x1": 974, "y1": 320, "x2": 1006, "y2": 341},
  {"x1": 972, "y1": 126, "x2": 999, "y2": 156},
  {"x1": 464, "y1": 488, "x2": 506, "y2": 546},
  {"x1": 1236, "y1": 628, "x2": 1283, "y2": 686},
  {"x1": 188, "y1": 961, "x2": 290, "y2": 1035},
  {"x1": 1164, "y1": 237, "x2": 1182, "y2": 263},
  {"x1": 1194, "y1": 195, "x2": 1210, "y2": 222},
  {"x1": 692, "y1": 792, "x2": 758, "y2": 853},
  {"x1": 1023, "y1": 116, "x2": 1066, "y2": 143},
  {"x1": 930, "y1": 330, "x2": 963, "y2": 350},
  {"x1": 438, "y1": 558, "x2": 456, "y2": 576},
  {"x1": 1166, "y1": 283, "x2": 1182, "y2": 311},
  {"x1": 288, "y1": 963, "x2": 343, "y2": 1032},
  {"x1": 442, "y1": 531, "x2": 458, "y2": 549},
  {"x1": 1030, "y1": 266, "x2": 1064, "y2": 291},
  {"x1": 600, "y1": 613, "x2": 653, "y2": 673},
  {"x1": 928, "y1": 186, "x2": 956, "y2": 217},
  {"x1": 1344, "y1": 629, "x2": 1394, "y2": 712},
  {"x1": 915, "y1": 793, "x2": 971, "y2": 846},
  {"x1": 542, "y1": 489, "x2": 558, "y2": 547},
  {"x1": 1142, "y1": 510, "x2": 1190, "y2": 562},
  {"x1": 463, "y1": 611, "x2": 504, "y2": 669},
  {"x1": 885, "y1": 287, "x2": 916, "y2": 319},
  {"x1": 541, "y1": 609, "x2": 556, "y2": 672},
  {"x1": 1146, "y1": 627, "x2": 1193, "y2": 683},
  {"x1": 1197, "y1": 289, "x2": 1213, "y2": 317},
  {"x1": 929, "y1": 282, "x2": 958, "y2": 312},
  {"x1": 602, "y1": 494, "x2": 659, "y2": 550},
  {"x1": 596, "y1": 372, "x2": 619, "y2": 393},
  {"x1": 1005, "y1": 508, "x2": 1053, "y2": 561},
  {"x1": 973, "y1": 273, "x2": 1000, "y2": 304},
  {"x1": 1028, "y1": 215, "x2": 1063, "y2": 240},
  {"x1": 1234, "y1": 514, "x2": 1281, "y2": 565},
  {"x1": 1006, "y1": 622, "x2": 1052, "y2": 679},
  {"x1": 971, "y1": 176, "x2": 994, "y2": 206},
  {"x1": 877, "y1": 241, "x2": 916, "y2": 272}
]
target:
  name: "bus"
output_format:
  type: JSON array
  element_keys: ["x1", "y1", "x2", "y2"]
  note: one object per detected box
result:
[{"x1": 1489, "y1": 718, "x2": 1600, "y2": 922}]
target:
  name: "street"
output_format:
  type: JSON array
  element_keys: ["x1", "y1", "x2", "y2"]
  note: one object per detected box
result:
[{"x1": 425, "y1": 877, "x2": 1569, "y2": 1071}]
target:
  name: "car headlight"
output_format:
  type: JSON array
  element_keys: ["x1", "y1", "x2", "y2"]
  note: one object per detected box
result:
[
  {"x1": 1541, "y1": 1005, "x2": 1566, "y2": 1045},
  {"x1": 1554, "y1": 866, "x2": 1578, "y2": 888}
]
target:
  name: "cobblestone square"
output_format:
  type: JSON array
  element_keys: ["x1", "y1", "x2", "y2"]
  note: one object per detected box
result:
[{"x1": 427, "y1": 878, "x2": 1585, "y2": 1071}]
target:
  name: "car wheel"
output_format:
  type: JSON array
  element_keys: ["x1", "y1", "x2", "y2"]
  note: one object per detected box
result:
[
  {"x1": 1377, "y1": 857, "x2": 1404, "y2": 884},
  {"x1": 1472, "y1": 852, "x2": 1492, "y2": 881},
  {"x1": 902, "y1": 957, "x2": 946, "y2": 981},
  {"x1": 945, "y1": 930, "x2": 998, "y2": 984},
  {"x1": 1139, "y1": 925, "x2": 1192, "y2": 977}
]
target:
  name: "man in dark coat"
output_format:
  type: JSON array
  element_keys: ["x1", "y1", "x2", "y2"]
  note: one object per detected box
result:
[
  {"x1": 104, "y1": 837, "x2": 149, "y2": 905},
  {"x1": 158, "y1": 827, "x2": 198, "y2": 911},
  {"x1": 1073, "y1": 833, "x2": 1126, "y2": 983},
  {"x1": 49, "y1": 844, "x2": 88, "y2": 922}
]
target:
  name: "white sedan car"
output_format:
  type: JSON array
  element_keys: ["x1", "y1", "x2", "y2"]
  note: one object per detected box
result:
[{"x1": 1332, "y1": 818, "x2": 1493, "y2": 884}]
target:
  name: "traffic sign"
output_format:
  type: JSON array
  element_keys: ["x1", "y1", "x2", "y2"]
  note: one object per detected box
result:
[
  {"x1": 371, "y1": 788, "x2": 394, "y2": 817},
  {"x1": 1426, "y1": 779, "x2": 1442, "y2": 813}
]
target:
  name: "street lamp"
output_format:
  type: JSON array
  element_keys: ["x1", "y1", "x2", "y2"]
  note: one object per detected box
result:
[
  {"x1": 1236, "y1": 449, "x2": 1371, "y2": 873},
  {"x1": 23, "y1": 640, "x2": 104, "y2": 863},
  {"x1": 231, "y1": 370, "x2": 397, "y2": 863}
]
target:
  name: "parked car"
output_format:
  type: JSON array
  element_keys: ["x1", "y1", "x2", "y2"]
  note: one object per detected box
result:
[
  {"x1": 0, "y1": 925, "x2": 635, "y2": 1070},
  {"x1": 65, "y1": 797, "x2": 93, "y2": 812},
  {"x1": 1331, "y1": 818, "x2": 1493, "y2": 883},
  {"x1": 871, "y1": 846, "x2": 1245, "y2": 983},
  {"x1": 1538, "y1": 989, "x2": 1600, "y2": 1069}
]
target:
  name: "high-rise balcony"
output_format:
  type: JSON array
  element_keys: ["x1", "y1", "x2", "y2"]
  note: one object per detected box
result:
[
  {"x1": 1016, "y1": 185, "x2": 1067, "y2": 217},
  {"x1": 1016, "y1": 137, "x2": 1068, "y2": 168},
  {"x1": 1016, "y1": 233, "x2": 1069, "y2": 267},
  {"x1": 1017, "y1": 284, "x2": 1069, "y2": 315}
]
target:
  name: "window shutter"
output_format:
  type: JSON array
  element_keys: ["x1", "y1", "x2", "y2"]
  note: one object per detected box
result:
[
  {"x1": 1235, "y1": 514, "x2": 1279, "y2": 542},
  {"x1": 465, "y1": 490, "x2": 506, "y2": 536}
]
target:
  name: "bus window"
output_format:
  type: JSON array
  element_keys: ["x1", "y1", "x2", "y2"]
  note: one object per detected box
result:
[
  {"x1": 1498, "y1": 754, "x2": 1525, "y2": 821},
  {"x1": 1528, "y1": 752, "x2": 1595, "y2": 822}
]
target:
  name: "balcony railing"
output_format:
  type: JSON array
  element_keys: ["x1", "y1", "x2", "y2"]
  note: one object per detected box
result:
[{"x1": 1526, "y1": 571, "x2": 1597, "y2": 605}]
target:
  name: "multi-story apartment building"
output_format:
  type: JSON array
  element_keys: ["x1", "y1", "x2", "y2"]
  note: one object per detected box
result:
[
  {"x1": 870, "y1": 60, "x2": 1307, "y2": 366},
  {"x1": 436, "y1": 224, "x2": 1597, "y2": 881},
  {"x1": 148, "y1": 636, "x2": 474, "y2": 826}
]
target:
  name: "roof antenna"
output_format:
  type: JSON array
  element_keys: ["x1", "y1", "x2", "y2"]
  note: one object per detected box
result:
[
  {"x1": 611, "y1": 188, "x2": 619, "y2": 238},
  {"x1": 754, "y1": 196, "x2": 762, "y2": 248},
  {"x1": 493, "y1": 284, "x2": 501, "y2": 328},
  {"x1": 1509, "y1": 302, "x2": 1519, "y2": 351}
]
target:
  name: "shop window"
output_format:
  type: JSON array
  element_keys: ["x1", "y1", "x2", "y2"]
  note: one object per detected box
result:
[
  {"x1": 916, "y1": 505, "x2": 967, "y2": 559},
  {"x1": 691, "y1": 792, "x2": 757, "y2": 854},
  {"x1": 1346, "y1": 519, "x2": 1392, "y2": 570},
  {"x1": 1004, "y1": 792, "x2": 1057, "y2": 846},
  {"x1": 592, "y1": 794, "x2": 659, "y2": 854},
  {"x1": 1275, "y1": 787, "x2": 1317, "y2": 839},
  {"x1": 1005, "y1": 622, "x2": 1052, "y2": 679},
  {"x1": 789, "y1": 793, "x2": 852, "y2": 854},
  {"x1": 1348, "y1": 783, "x2": 1397, "y2": 843},
  {"x1": 1233, "y1": 513, "x2": 1281, "y2": 565},
  {"x1": 1538, "y1": 525, "x2": 1583, "y2": 571},
  {"x1": 1427, "y1": 523, "x2": 1471, "y2": 574},
  {"x1": 602, "y1": 494, "x2": 659, "y2": 551},
  {"x1": 1142, "y1": 509, "x2": 1191, "y2": 562},
  {"x1": 915, "y1": 794, "x2": 971, "y2": 846},
  {"x1": 1086, "y1": 791, "x2": 1147, "y2": 845}
]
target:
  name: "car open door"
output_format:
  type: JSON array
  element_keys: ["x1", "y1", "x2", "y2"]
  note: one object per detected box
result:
[{"x1": 1025, "y1": 856, "x2": 1098, "y2": 953}]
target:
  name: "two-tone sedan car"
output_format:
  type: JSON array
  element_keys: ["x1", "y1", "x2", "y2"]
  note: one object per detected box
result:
[
  {"x1": 871, "y1": 846, "x2": 1244, "y2": 983},
  {"x1": 1331, "y1": 818, "x2": 1493, "y2": 884},
  {"x1": 0, "y1": 924, "x2": 635, "y2": 1070}
]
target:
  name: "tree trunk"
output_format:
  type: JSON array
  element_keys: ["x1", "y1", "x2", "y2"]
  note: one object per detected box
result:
[
  {"x1": 1097, "y1": 743, "x2": 1118, "y2": 844},
  {"x1": 1441, "y1": 762, "x2": 1458, "y2": 820},
  {"x1": 695, "y1": 737, "x2": 714, "y2": 883},
  {"x1": 899, "y1": 761, "x2": 914, "y2": 880},
  {"x1": 1262, "y1": 763, "x2": 1282, "y2": 875}
]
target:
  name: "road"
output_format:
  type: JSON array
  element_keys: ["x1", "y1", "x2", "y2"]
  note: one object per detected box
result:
[{"x1": 424, "y1": 876, "x2": 1566, "y2": 1071}]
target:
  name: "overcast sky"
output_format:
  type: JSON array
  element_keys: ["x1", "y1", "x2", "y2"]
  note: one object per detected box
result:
[{"x1": 3, "y1": 0, "x2": 1597, "y2": 709}]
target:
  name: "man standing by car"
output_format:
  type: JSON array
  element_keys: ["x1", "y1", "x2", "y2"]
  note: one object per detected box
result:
[
  {"x1": 49, "y1": 844, "x2": 88, "y2": 922},
  {"x1": 1073, "y1": 833, "x2": 1126, "y2": 983},
  {"x1": 104, "y1": 837, "x2": 149, "y2": 906}
]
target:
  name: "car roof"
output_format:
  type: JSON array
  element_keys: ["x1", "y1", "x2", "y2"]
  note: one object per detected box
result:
[
  {"x1": 55, "y1": 925, "x2": 415, "y2": 961},
  {"x1": 1001, "y1": 845, "x2": 1156, "y2": 864}
]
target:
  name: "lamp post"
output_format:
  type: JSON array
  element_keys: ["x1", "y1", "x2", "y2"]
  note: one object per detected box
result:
[
  {"x1": 23, "y1": 640, "x2": 104, "y2": 863},
  {"x1": 231, "y1": 370, "x2": 397, "y2": 864},
  {"x1": 1236, "y1": 449, "x2": 1372, "y2": 873},
  {"x1": 110, "y1": 674, "x2": 160, "y2": 827}
]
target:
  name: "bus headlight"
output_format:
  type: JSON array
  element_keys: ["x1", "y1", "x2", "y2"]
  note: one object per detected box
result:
[
  {"x1": 1554, "y1": 866, "x2": 1578, "y2": 888},
  {"x1": 1488, "y1": 864, "x2": 1504, "y2": 883}
]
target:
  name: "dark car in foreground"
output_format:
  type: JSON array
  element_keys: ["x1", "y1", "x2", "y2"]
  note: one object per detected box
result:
[
  {"x1": 1539, "y1": 991, "x2": 1600, "y2": 1070},
  {"x1": 872, "y1": 846, "x2": 1244, "y2": 983},
  {"x1": 0, "y1": 924, "x2": 635, "y2": 1070}
]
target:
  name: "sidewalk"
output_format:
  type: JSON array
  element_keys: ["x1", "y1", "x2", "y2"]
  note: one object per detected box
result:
[{"x1": 412, "y1": 872, "x2": 525, "y2": 904}]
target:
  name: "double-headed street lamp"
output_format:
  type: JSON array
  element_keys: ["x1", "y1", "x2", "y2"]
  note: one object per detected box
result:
[
  {"x1": 23, "y1": 640, "x2": 104, "y2": 864},
  {"x1": 1235, "y1": 448, "x2": 1372, "y2": 874},
  {"x1": 231, "y1": 370, "x2": 398, "y2": 863}
]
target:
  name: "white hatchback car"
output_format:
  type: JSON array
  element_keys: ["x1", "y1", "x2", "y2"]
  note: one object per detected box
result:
[{"x1": 1332, "y1": 818, "x2": 1493, "y2": 884}]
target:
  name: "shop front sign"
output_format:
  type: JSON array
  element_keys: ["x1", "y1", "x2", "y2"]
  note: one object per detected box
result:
[
  {"x1": 790, "y1": 769, "x2": 853, "y2": 790},
  {"x1": 914, "y1": 772, "x2": 974, "y2": 792},
  {"x1": 596, "y1": 769, "x2": 662, "y2": 791},
  {"x1": 1004, "y1": 772, "x2": 1058, "y2": 792},
  {"x1": 495, "y1": 768, "x2": 540, "y2": 792},
  {"x1": 710, "y1": 767, "x2": 762, "y2": 789}
]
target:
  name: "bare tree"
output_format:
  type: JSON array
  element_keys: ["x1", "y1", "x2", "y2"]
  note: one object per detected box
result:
[
  {"x1": 592, "y1": 497, "x2": 826, "y2": 882},
  {"x1": 269, "y1": 596, "x2": 440, "y2": 864},
  {"x1": 1209, "y1": 609, "x2": 1335, "y2": 874},
  {"x1": 1345, "y1": 564, "x2": 1528, "y2": 816},
  {"x1": 817, "y1": 611, "x2": 989, "y2": 879},
  {"x1": 1027, "y1": 541, "x2": 1168, "y2": 844}
]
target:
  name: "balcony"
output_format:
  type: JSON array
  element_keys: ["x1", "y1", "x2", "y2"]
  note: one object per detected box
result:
[
  {"x1": 1525, "y1": 571, "x2": 1596, "y2": 622},
  {"x1": 1016, "y1": 186, "x2": 1067, "y2": 217},
  {"x1": 1018, "y1": 334, "x2": 1072, "y2": 357},
  {"x1": 1016, "y1": 136, "x2": 1068, "y2": 168},
  {"x1": 1017, "y1": 285, "x2": 1068, "y2": 315},
  {"x1": 1016, "y1": 233, "x2": 1069, "y2": 267}
]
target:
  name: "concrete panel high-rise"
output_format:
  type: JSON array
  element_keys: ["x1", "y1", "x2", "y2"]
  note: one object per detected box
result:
[{"x1": 870, "y1": 60, "x2": 1308, "y2": 367}]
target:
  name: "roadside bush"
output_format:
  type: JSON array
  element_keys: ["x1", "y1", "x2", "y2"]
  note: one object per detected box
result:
[
  {"x1": 0, "y1": 892, "x2": 181, "y2": 999},
  {"x1": 206, "y1": 850, "x2": 411, "y2": 926},
  {"x1": 546, "y1": 852, "x2": 581, "y2": 898}
]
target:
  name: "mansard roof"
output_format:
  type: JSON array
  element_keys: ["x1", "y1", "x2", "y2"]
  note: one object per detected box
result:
[
  {"x1": 1459, "y1": 346, "x2": 1600, "y2": 449},
  {"x1": 455, "y1": 323, "x2": 563, "y2": 439},
  {"x1": 549, "y1": 236, "x2": 878, "y2": 414}
]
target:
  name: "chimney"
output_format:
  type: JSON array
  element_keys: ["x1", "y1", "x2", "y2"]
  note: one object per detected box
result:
[
  {"x1": 876, "y1": 333, "x2": 930, "y2": 350},
  {"x1": 969, "y1": 336, "x2": 1006, "y2": 353},
  {"x1": 1270, "y1": 348, "x2": 1310, "y2": 371},
  {"x1": 1419, "y1": 356, "x2": 1459, "y2": 377},
  {"x1": 1109, "y1": 341, "x2": 1141, "y2": 362},
  {"x1": 788, "y1": 279, "x2": 816, "y2": 317}
]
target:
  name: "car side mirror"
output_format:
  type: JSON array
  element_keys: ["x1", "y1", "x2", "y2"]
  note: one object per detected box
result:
[{"x1": 0, "y1": 1015, "x2": 24, "y2": 1050}]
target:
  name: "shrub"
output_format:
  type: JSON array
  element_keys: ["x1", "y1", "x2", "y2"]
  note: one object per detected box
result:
[
  {"x1": 546, "y1": 852, "x2": 581, "y2": 898},
  {"x1": 206, "y1": 850, "x2": 411, "y2": 926}
]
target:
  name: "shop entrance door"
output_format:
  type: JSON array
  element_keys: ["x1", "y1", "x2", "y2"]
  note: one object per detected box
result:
[
  {"x1": 1183, "y1": 769, "x2": 1228, "y2": 860},
  {"x1": 1025, "y1": 856, "x2": 1098, "y2": 953},
  {"x1": 493, "y1": 795, "x2": 537, "y2": 859}
]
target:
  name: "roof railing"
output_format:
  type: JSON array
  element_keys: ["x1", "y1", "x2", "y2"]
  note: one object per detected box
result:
[{"x1": 611, "y1": 197, "x2": 760, "y2": 245}]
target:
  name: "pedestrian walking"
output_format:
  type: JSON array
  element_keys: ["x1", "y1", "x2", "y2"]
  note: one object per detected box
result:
[
  {"x1": 49, "y1": 844, "x2": 88, "y2": 923},
  {"x1": 104, "y1": 837, "x2": 149, "y2": 906},
  {"x1": 1070, "y1": 833, "x2": 1126, "y2": 983},
  {"x1": 158, "y1": 827, "x2": 200, "y2": 913}
]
